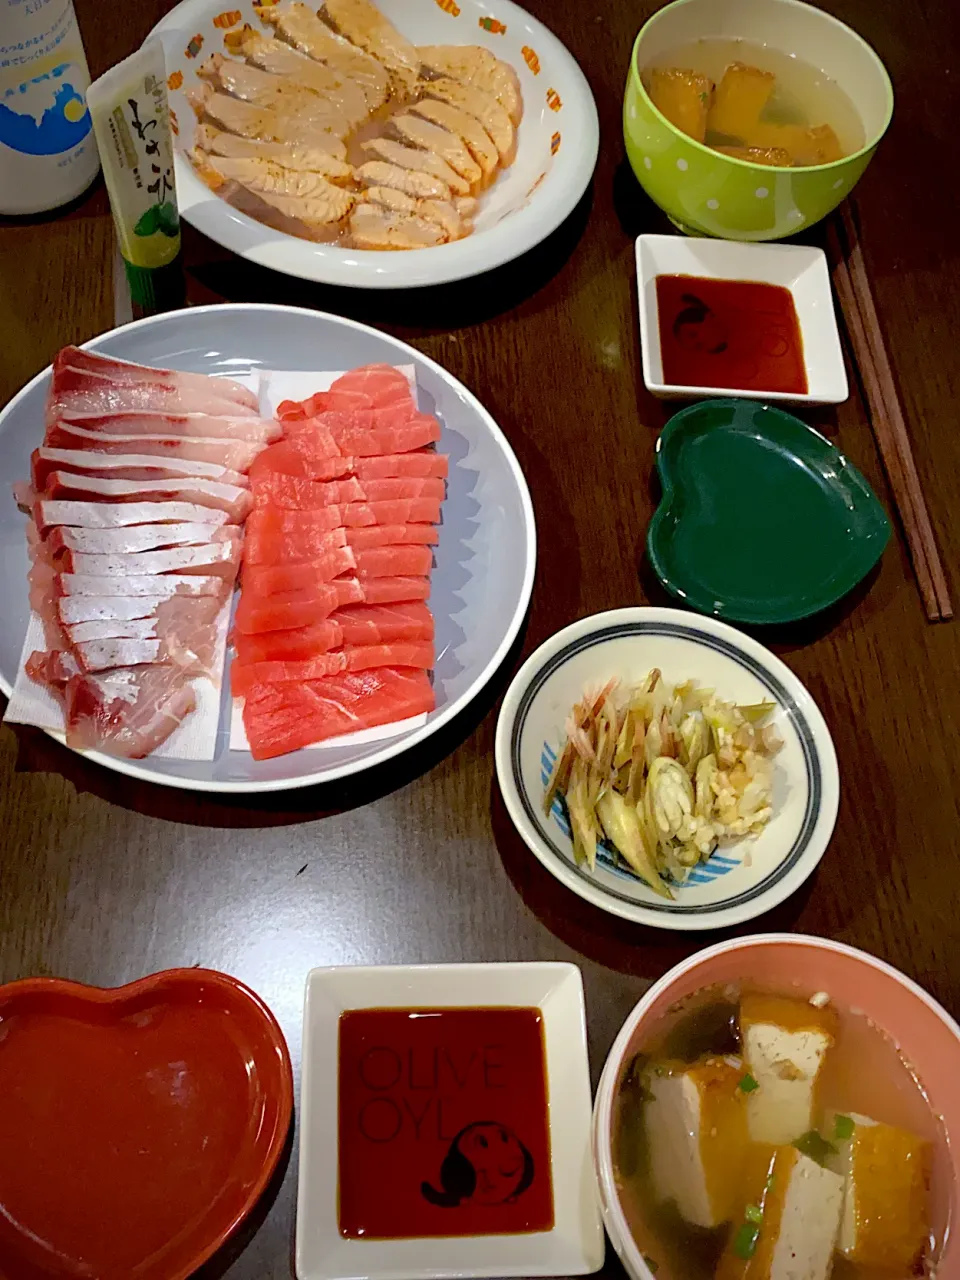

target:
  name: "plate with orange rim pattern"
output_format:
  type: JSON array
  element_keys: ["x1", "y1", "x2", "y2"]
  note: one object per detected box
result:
[{"x1": 149, "y1": 0, "x2": 599, "y2": 287}]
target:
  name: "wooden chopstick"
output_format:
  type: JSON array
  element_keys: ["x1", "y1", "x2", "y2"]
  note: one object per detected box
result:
[{"x1": 826, "y1": 202, "x2": 952, "y2": 621}]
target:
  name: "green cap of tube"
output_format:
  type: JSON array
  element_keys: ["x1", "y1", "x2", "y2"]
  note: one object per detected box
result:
[{"x1": 123, "y1": 256, "x2": 186, "y2": 313}]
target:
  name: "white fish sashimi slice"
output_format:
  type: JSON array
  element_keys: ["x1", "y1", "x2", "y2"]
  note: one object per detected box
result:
[
  {"x1": 34, "y1": 501, "x2": 232, "y2": 531},
  {"x1": 54, "y1": 411, "x2": 281, "y2": 443},
  {"x1": 42, "y1": 473, "x2": 253, "y2": 521},
  {"x1": 47, "y1": 523, "x2": 235, "y2": 555},
  {"x1": 63, "y1": 665, "x2": 198, "y2": 757},
  {"x1": 59, "y1": 573, "x2": 225, "y2": 597},
  {"x1": 66, "y1": 618, "x2": 159, "y2": 643},
  {"x1": 57, "y1": 597, "x2": 168, "y2": 624},
  {"x1": 53, "y1": 346, "x2": 258, "y2": 411},
  {"x1": 73, "y1": 638, "x2": 163, "y2": 672},
  {"x1": 44, "y1": 422, "x2": 265, "y2": 471},
  {"x1": 48, "y1": 384, "x2": 257, "y2": 423},
  {"x1": 64, "y1": 543, "x2": 241, "y2": 579},
  {"x1": 33, "y1": 447, "x2": 249, "y2": 489}
]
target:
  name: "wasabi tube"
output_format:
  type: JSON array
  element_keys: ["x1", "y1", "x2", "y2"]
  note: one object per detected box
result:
[{"x1": 86, "y1": 41, "x2": 183, "y2": 313}]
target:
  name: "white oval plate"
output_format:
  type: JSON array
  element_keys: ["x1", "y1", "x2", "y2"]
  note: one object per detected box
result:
[
  {"x1": 0, "y1": 304, "x2": 536, "y2": 793},
  {"x1": 150, "y1": 0, "x2": 599, "y2": 288},
  {"x1": 494, "y1": 608, "x2": 839, "y2": 930}
]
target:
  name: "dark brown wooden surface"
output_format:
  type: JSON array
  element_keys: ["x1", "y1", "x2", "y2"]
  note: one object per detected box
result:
[{"x1": 2, "y1": 0, "x2": 960, "y2": 1275}]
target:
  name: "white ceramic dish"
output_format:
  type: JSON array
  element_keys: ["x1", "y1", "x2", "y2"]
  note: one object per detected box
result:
[
  {"x1": 150, "y1": 0, "x2": 599, "y2": 288},
  {"x1": 636, "y1": 234, "x2": 848, "y2": 404},
  {"x1": 0, "y1": 303, "x2": 536, "y2": 792},
  {"x1": 296, "y1": 962, "x2": 604, "y2": 1280},
  {"x1": 591, "y1": 934, "x2": 960, "y2": 1280},
  {"x1": 494, "y1": 607, "x2": 839, "y2": 930}
]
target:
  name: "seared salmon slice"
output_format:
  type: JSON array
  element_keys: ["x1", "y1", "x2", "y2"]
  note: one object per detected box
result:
[
  {"x1": 361, "y1": 136, "x2": 471, "y2": 195},
  {"x1": 349, "y1": 204, "x2": 448, "y2": 249},
  {"x1": 194, "y1": 123, "x2": 353, "y2": 182},
  {"x1": 256, "y1": 2, "x2": 389, "y2": 109},
  {"x1": 198, "y1": 55, "x2": 355, "y2": 136},
  {"x1": 320, "y1": 0, "x2": 419, "y2": 95},
  {"x1": 194, "y1": 152, "x2": 356, "y2": 228},
  {"x1": 420, "y1": 77, "x2": 515, "y2": 165},
  {"x1": 363, "y1": 186, "x2": 466, "y2": 240},
  {"x1": 354, "y1": 160, "x2": 450, "y2": 201},
  {"x1": 418, "y1": 44, "x2": 522, "y2": 123},
  {"x1": 388, "y1": 114, "x2": 482, "y2": 187},
  {"x1": 188, "y1": 85, "x2": 348, "y2": 156},
  {"x1": 224, "y1": 30, "x2": 370, "y2": 126},
  {"x1": 408, "y1": 98, "x2": 499, "y2": 182}
]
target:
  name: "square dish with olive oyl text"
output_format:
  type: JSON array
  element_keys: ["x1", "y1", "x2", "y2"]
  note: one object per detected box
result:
[{"x1": 337, "y1": 1006, "x2": 554, "y2": 1239}]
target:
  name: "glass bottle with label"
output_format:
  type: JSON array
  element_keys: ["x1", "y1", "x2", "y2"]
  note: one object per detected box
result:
[{"x1": 0, "y1": 0, "x2": 100, "y2": 214}]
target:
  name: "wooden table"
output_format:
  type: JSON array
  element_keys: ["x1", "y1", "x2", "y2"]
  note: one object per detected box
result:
[{"x1": 2, "y1": 0, "x2": 959, "y2": 1274}]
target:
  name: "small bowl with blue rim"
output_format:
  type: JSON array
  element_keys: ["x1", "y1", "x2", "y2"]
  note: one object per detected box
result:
[{"x1": 494, "y1": 607, "x2": 839, "y2": 931}]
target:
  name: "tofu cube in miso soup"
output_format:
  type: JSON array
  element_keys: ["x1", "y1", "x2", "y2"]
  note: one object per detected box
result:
[
  {"x1": 826, "y1": 1111, "x2": 931, "y2": 1271},
  {"x1": 646, "y1": 68, "x2": 714, "y2": 143},
  {"x1": 739, "y1": 995, "x2": 837, "y2": 1146},
  {"x1": 643, "y1": 1057, "x2": 748, "y2": 1229},
  {"x1": 716, "y1": 1145, "x2": 844, "y2": 1280},
  {"x1": 707, "y1": 63, "x2": 775, "y2": 142}
]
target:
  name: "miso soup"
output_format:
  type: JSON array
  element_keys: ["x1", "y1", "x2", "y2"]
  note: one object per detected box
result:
[
  {"x1": 643, "y1": 39, "x2": 865, "y2": 166},
  {"x1": 611, "y1": 984, "x2": 951, "y2": 1279}
]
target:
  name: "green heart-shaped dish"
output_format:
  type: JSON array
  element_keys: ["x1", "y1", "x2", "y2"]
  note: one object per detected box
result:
[{"x1": 647, "y1": 399, "x2": 891, "y2": 624}]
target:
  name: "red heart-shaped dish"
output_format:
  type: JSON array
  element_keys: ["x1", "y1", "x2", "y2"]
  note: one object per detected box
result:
[{"x1": 0, "y1": 968, "x2": 293, "y2": 1280}]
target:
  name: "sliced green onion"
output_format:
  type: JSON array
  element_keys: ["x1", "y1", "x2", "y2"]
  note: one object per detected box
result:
[
  {"x1": 739, "y1": 1073, "x2": 759, "y2": 1093},
  {"x1": 834, "y1": 1114, "x2": 855, "y2": 1141},
  {"x1": 732, "y1": 1223, "x2": 761, "y2": 1260},
  {"x1": 793, "y1": 1130, "x2": 837, "y2": 1165},
  {"x1": 765, "y1": 1172, "x2": 776, "y2": 1192},
  {"x1": 643, "y1": 1257, "x2": 659, "y2": 1275},
  {"x1": 744, "y1": 1203, "x2": 764, "y2": 1224}
]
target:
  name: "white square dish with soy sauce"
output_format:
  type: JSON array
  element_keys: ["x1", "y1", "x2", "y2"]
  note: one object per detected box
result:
[
  {"x1": 637, "y1": 235, "x2": 848, "y2": 405},
  {"x1": 295, "y1": 962, "x2": 603, "y2": 1280}
]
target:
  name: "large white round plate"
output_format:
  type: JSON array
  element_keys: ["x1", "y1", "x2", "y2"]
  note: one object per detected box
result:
[
  {"x1": 494, "y1": 608, "x2": 839, "y2": 931},
  {"x1": 150, "y1": 0, "x2": 599, "y2": 288},
  {"x1": 0, "y1": 304, "x2": 536, "y2": 793}
]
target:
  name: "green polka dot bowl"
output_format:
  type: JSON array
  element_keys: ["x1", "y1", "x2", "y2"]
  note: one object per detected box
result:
[{"x1": 624, "y1": 0, "x2": 893, "y2": 241}]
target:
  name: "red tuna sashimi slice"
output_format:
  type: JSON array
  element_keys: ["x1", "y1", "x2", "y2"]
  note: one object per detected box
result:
[
  {"x1": 243, "y1": 549, "x2": 357, "y2": 595},
  {"x1": 285, "y1": 413, "x2": 440, "y2": 458},
  {"x1": 231, "y1": 642, "x2": 434, "y2": 697},
  {"x1": 232, "y1": 620, "x2": 342, "y2": 665},
  {"x1": 34, "y1": 500, "x2": 231, "y2": 531},
  {"x1": 326, "y1": 364, "x2": 415, "y2": 412},
  {"x1": 345, "y1": 523, "x2": 439, "y2": 549},
  {"x1": 59, "y1": 541, "x2": 241, "y2": 579},
  {"x1": 353, "y1": 452, "x2": 448, "y2": 480},
  {"x1": 353, "y1": 545, "x2": 433, "y2": 578},
  {"x1": 248, "y1": 441, "x2": 352, "y2": 483},
  {"x1": 244, "y1": 501, "x2": 442, "y2": 561},
  {"x1": 331, "y1": 601, "x2": 435, "y2": 645},
  {"x1": 42, "y1": 473, "x2": 252, "y2": 521},
  {"x1": 355, "y1": 576, "x2": 431, "y2": 604},
  {"x1": 44, "y1": 422, "x2": 266, "y2": 471},
  {"x1": 234, "y1": 579, "x2": 364, "y2": 634},
  {"x1": 335, "y1": 499, "x2": 442, "y2": 526},
  {"x1": 253, "y1": 473, "x2": 444, "y2": 510},
  {"x1": 241, "y1": 667, "x2": 435, "y2": 760},
  {"x1": 243, "y1": 521, "x2": 347, "y2": 566},
  {"x1": 62, "y1": 665, "x2": 198, "y2": 757},
  {"x1": 46, "y1": 523, "x2": 235, "y2": 556},
  {"x1": 54, "y1": 347, "x2": 259, "y2": 411},
  {"x1": 251, "y1": 473, "x2": 365, "y2": 510},
  {"x1": 59, "y1": 573, "x2": 225, "y2": 598},
  {"x1": 32, "y1": 448, "x2": 248, "y2": 490},
  {"x1": 54, "y1": 410, "x2": 280, "y2": 442}
]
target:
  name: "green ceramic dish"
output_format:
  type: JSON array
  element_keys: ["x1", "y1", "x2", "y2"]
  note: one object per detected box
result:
[
  {"x1": 647, "y1": 399, "x2": 890, "y2": 623},
  {"x1": 624, "y1": 0, "x2": 894, "y2": 241}
]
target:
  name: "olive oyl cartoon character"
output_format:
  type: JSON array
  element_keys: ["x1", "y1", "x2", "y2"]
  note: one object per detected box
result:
[{"x1": 422, "y1": 1122, "x2": 535, "y2": 1208}]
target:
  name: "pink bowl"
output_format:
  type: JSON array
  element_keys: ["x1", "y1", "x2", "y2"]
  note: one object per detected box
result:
[{"x1": 592, "y1": 934, "x2": 960, "y2": 1280}]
